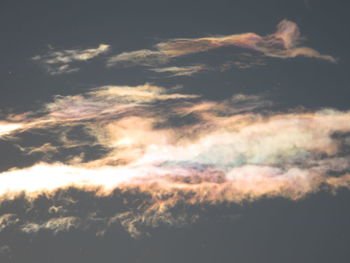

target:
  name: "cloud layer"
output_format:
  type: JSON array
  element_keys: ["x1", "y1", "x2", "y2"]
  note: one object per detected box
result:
[{"x1": 0, "y1": 83, "x2": 349, "y2": 236}]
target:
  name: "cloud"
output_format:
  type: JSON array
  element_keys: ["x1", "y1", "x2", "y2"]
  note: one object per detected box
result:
[
  {"x1": 0, "y1": 214, "x2": 19, "y2": 233},
  {"x1": 21, "y1": 217, "x2": 80, "y2": 235},
  {"x1": 0, "y1": 121, "x2": 24, "y2": 138},
  {"x1": 0, "y1": 84, "x2": 350, "y2": 237},
  {"x1": 107, "y1": 20, "x2": 335, "y2": 68},
  {"x1": 0, "y1": 83, "x2": 199, "y2": 136},
  {"x1": 0, "y1": 188, "x2": 199, "y2": 239},
  {"x1": 106, "y1": 49, "x2": 168, "y2": 67},
  {"x1": 32, "y1": 44, "x2": 110, "y2": 75},
  {"x1": 150, "y1": 65, "x2": 207, "y2": 77},
  {"x1": 220, "y1": 53, "x2": 266, "y2": 70},
  {"x1": 45, "y1": 64, "x2": 80, "y2": 75}
]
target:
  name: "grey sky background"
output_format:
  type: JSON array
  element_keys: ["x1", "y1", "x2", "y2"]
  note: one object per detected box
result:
[
  {"x1": 1, "y1": 0, "x2": 349, "y2": 109},
  {"x1": 1, "y1": 0, "x2": 350, "y2": 262}
]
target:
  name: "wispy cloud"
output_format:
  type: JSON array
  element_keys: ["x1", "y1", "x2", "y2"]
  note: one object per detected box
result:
[
  {"x1": 149, "y1": 65, "x2": 207, "y2": 77},
  {"x1": 106, "y1": 49, "x2": 167, "y2": 67},
  {"x1": 220, "y1": 53, "x2": 266, "y2": 71},
  {"x1": 107, "y1": 20, "x2": 335, "y2": 69},
  {"x1": 32, "y1": 44, "x2": 110, "y2": 75}
]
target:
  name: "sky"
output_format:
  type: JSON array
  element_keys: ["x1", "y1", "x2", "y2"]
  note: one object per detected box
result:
[{"x1": 1, "y1": 0, "x2": 350, "y2": 262}]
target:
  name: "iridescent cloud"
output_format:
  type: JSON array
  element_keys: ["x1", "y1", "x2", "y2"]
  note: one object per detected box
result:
[
  {"x1": 150, "y1": 65, "x2": 207, "y2": 77},
  {"x1": 107, "y1": 20, "x2": 335, "y2": 68},
  {"x1": 0, "y1": 84, "x2": 349, "y2": 236}
]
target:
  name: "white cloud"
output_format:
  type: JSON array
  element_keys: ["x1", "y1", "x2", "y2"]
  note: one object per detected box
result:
[{"x1": 150, "y1": 65, "x2": 207, "y2": 77}]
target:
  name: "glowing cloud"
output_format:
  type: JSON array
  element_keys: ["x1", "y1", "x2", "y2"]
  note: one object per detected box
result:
[
  {"x1": 0, "y1": 84, "x2": 349, "y2": 236},
  {"x1": 150, "y1": 65, "x2": 207, "y2": 77},
  {"x1": 0, "y1": 122, "x2": 24, "y2": 138},
  {"x1": 107, "y1": 20, "x2": 335, "y2": 68}
]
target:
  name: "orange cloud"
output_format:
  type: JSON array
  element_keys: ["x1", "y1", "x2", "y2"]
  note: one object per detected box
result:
[{"x1": 107, "y1": 20, "x2": 335, "y2": 68}]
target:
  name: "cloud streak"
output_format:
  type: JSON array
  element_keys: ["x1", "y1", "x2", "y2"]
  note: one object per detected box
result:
[
  {"x1": 107, "y1": 20, "x2": 335, "y2": 69},
  {"x1": 150, "y1": 65, "x2": 207, "y2": 77}
]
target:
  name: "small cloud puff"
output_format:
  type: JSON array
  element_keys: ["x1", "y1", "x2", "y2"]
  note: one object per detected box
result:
[{"x1": 32, "y1": 44, "x2": 110, "y2": 75}]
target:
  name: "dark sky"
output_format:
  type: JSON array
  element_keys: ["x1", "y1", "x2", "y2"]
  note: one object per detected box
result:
[
  {"x1": 1, "y1": 0, "x2": 350, "y2": 109},
  {"x1": 1, "y1": 0, "x2": 350, "y2": 262}
]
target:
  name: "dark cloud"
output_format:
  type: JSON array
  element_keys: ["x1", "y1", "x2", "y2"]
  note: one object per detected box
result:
[{"x1": 1, "y1": 188, "x2": 350, "y2": 263}]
